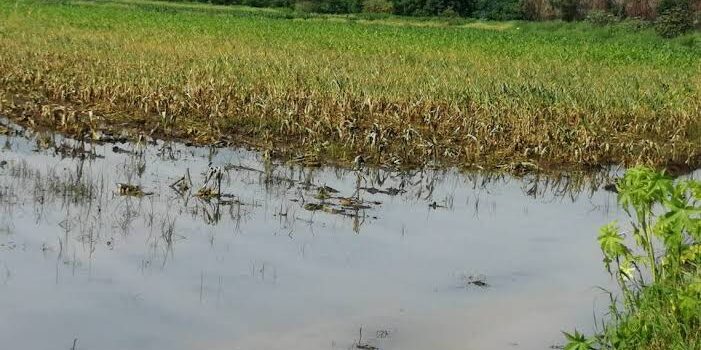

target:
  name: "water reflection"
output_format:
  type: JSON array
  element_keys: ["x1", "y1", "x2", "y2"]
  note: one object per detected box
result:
[{"x1": 0, "y1": 119, "x2": 627, "y2": 350}]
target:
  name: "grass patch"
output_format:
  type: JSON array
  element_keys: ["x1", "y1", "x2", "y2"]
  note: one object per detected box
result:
[{"x1": 0, "y1": 0, "x2": 700, "y2": 171}]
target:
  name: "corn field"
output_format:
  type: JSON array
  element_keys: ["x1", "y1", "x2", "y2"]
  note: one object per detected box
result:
[{"x1": 0, "y1": 0, "x2": 699, "y2": 171}]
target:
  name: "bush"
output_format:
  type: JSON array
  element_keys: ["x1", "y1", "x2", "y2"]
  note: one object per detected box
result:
[
  {"x1": 520, "y1": 0, "x2": 558, "y2": 20},
  {"x1": 584, "y1": 9, "x2": 619, "y2": 25},
  {"x1": 362, "y1": 0, "x2": 394, "y2": 13},
  {"x1": 550, "y1": 0, "x2": 582, "y2": 21},
  {"x1": 474, "y1": 0, "x2": 522, "y2": 20},
  {"x1": 617, "y1": 17, "x2": 653, "y2": 30},
  {"x1": 441, "y1": 6, "x2": 459, "y2": 16},
  {"x1": 657, "y1": 0, "x2": 688, "y2": 12},
  {"x1": 391, "y1": 0, "x2": 476, "y2": 17},
  {"x1": 655, "y1": 6, "x2": 694, "y2": 38},
  {"x1": 294, "y1": 0, "x2": 361, "y2": 13},
  {"x1": 294, "y1": 0, "x2": 317, "y2": 12}
]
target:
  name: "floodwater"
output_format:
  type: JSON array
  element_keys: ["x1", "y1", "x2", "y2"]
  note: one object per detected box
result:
[{"x1": 0, "y1": 119, "x2": 625, "y2": 350}]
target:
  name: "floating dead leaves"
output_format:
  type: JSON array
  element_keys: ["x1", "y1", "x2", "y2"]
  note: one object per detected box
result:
[
  {"x1": 170, "y1": 167, "x2": 243, "y2": 207},
  {"x1": 170, "y1": 170, "x2": 192, "y2": 194},
  {"x1": 196, "y1": 187, "x2": 219, "y2": 200},
  {"x1": 0, "y1": 125, "x2": 9, "y2": 135},
  {"x1": 116, "y1": 183, "x2": 151, "y2": 197},
  {"x1": 34, "y1": 133, "x2": 53, "y2": 151},
  {"x1": 360, "y1": 186, "x2": 405, "y2": 196},
  {"x1": 54, "y1": 142, "x2": 103, "y2": 160},
  {"x1": 28, "y1": 132, "x2": 103, "y2": 160},
  {"x1": 428, "y1": 201, "x2": 447, "y2": 209},
  {"x1": 356, "y1": 344, "x2": 379, "y2": 350},
  {"x1": 354, "y1": 326, "x2": 384, "y2": 350},
  {"x1": 90, "y1": 130, "x2": 130, "y2": 144},
  {"x1": 112, "y1": 145, "x2": 137, "y2": 155},
  {"x1": 497, "y1": 161, "x2": 542, "y2": 176},
  {"x1": 288, "y1": 153, "x2": 321, "y2": 167},
  {"x1": 195, "y1": 166, "x2": 224, "y2": 200},
  {"x1": 303, "y1": 202, "x2": 346, "y2": 215},
  {"x1": 303, "y1": 203, "x2": 325, "y2": 211},
  {"x1": 459, "y1": 274, "x2": 489, "y2": 288},
  {"x1": 603, "y1": 182, "x2": 619, "y2": 193},
  {"x1": 314, "y1": 185, "x2": 340, "y2": 200},
  {"x1": 303, "y1": 190, "x2": 380, "y2": 218}
]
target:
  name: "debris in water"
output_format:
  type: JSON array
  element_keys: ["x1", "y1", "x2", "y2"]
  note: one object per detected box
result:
[
  {"x1": 361, "y1": 187, "x2": 405, "y2": 196},
  {"x1": 112, "y1": 145, "x2": 135, "y2": 155},
  {"x1": 355, "y1": 327, "x2": 379, "y2": 350},
  {"x1": 197, "y1": 166, "x2": 223, "y2": 199},
  {"x1": 459, "y1": 274, "x2": 489, "y2": 288},
  {"x1": 170, "y1": 169, "x2": 192, "y2": 193},
  {"x1": 320, "y1": 185, "x2": 339, "y2": 194},
  {"x1": 55, "y1": 142, "x2": 103, "y2": 159},
  {"x1": 603, "y1": 182, "x2": 618, "y2": 193},
  {"x1": 497, "y1": 161, "x2": 541, "y2": 176},
  {"x1": 303, "y1": 203, "x2": 325, "y2": 211},
  {"x1": 428, "y1": 201, "x2": 446, "y2": 209},
  {"x1": 315, "y1": 187, "x2": 333, "y2": 200},
  {"x1": 289, "y1": 153, "x2": 321, "y2": 167},
  {"x1": 196, "y1": 187, "x2": 218, "y2": 200},
  {"x1": 322, "y1": 206, "x2": 345, "y2": 215},
  {"x1": 116, "y1": 183, "x2": 149, "y2": 197},
  {"x1": 338, "y1": 197, "x2": 371, "y2": 209}
]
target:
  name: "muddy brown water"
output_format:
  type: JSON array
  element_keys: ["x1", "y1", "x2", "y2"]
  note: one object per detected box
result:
[{"x1": 0, "y1": 119, "x2": 636, "y2": 350}]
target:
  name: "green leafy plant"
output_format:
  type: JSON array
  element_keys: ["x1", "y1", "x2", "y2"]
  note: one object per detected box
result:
[
  {"x1": 563, "y1": 329, "x2": 595, "y2": 350},
  {"x1": 565, "y1": 166, "x2": 701, "y2": 350}
]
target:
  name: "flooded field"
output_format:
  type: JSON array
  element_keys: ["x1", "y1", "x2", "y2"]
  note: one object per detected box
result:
[{"x1": 0, "y1": 119, "x2": 626, "y2": 350}]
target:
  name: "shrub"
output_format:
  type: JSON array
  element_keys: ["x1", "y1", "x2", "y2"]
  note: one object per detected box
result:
[
  {"x1": 521, "y1": 0, "x2": 559, "y2": 20},
  {"x1": 618, "y1": 17, "x2": 652, "y2": 30},
  {"x1": 475, "y1": 0, "x2": 522, "y2": 20},
  {"x1": 550, "y1": 0, "x2": 583, "y2": 21},
  {"x1": 294, "y1": 0, "x2": 361, "y2": 13},
  {"x1": 294, "y1": 0, "x2": 318, "y2": 12},
  {"x1": 584, "y1": 9, "x2": 619, "y2": 25},
  {"x1": 362, "y1": 0, "x2": 394, "y2": 13},
  {"x1": 391, "y1": 0, "x2": 476, "y2": 16},
  {"x1": 441, "y1": 6, "x2": 459, "y2": 16},
  {"x1": 655, "y1": 5, "x2": 694, "y2": 37},
  {"x1": 657, "y1": 0, "x2": 688, "y2": 12}
]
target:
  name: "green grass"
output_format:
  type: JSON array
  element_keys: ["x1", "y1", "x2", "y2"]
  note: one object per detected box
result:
[{"x1": 0, "y1": 0, "x2": 700, "y2": 171}]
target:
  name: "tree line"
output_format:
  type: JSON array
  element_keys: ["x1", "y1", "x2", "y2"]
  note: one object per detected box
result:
[{"x1": 198, "y1": 0, "x2": 698, "y2": 20}]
